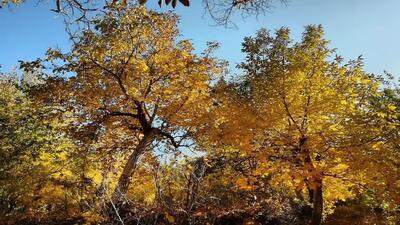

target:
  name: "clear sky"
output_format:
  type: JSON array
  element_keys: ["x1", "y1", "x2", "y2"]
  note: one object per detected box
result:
[{"x1": 1, "y1": 0, "x2": 399, "y2": 77}]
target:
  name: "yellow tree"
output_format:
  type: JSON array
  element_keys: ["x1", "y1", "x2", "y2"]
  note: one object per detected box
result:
[
  {"x1": 46, "y1": 6, "x2": 224, "y2": 205},
  {"x1": 233, "y1": 26, "x2": 399, "y2": 225},
  {"x1": 0, "y1": 72, "x2": 79, "y2": 222}
]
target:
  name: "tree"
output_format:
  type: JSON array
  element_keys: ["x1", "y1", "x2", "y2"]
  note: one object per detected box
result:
[
  {"x1": 234, "y1": 25, "x2": 399, "y2": 225},
  {"x1": 0, "y1": 72, "x2": 78, "y2": 222},
  {"x1": 45, "y1": 6, "x2": 225, "y2": 208}
]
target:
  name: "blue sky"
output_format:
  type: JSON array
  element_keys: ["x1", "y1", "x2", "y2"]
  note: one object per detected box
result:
[{"x1": 1, "y1": 0, "x2": 399, "y2": 77}]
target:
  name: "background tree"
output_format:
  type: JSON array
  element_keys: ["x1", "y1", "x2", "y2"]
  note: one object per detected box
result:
[
  {"x1": 233, "y1": 25, "x2": 399, "y2": 225},
  {"x1": 0, "y1": 72, "x2": 80, "y2": 223}
]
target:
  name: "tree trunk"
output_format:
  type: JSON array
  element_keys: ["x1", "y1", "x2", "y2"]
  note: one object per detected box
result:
[
  {"x1": 310, "y1": 179, "x2": 323, "y2": 225},
  {"x1": 185, "y1": 172, "x2": 194, "y2": 210},
  {"x1": 299, "y1": 136, "x2": 324, "y2": 225},
  {"x1": 111, "y1": 131, "x2": 156, "y2": 203},
  {"x1": 308, "y1": 186, "x2": 314, "y2": 203}
]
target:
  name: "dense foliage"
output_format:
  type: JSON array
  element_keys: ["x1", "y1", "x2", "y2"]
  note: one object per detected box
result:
[{"x1": 0, "y1": 6, "x2": 399, "y2": 225}]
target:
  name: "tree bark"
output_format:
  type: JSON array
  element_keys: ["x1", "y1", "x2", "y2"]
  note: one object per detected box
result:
[
  {"x1": 299, "y1": 136, "x2": 323, "y2": 225},
  {"x1": 307, "y1": 186, "x2": 314, "y2": 203},
  {"x1": 310, "y1": 179, "x2": 323, "y2": 225},
  {"x1": 111, "y1": 131, "x2": 156, "y2": 203}
]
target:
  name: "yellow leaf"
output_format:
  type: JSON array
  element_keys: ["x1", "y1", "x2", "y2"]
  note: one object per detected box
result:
[
  {"x1": 388, "y1": 104, "x2": 397, "y2": 111},
  {"x1": 165, "y1": 212, "x2": 175, "y2": 224},
  {"x1": 377, "y1": 112, "x2": 386, "y2": 118},
  {"x1": 236, "y1": 177, "x2": 253, "y2": 190},
  {"x1": 329, "y1": 124, "x2": 338, "y2": 131}
]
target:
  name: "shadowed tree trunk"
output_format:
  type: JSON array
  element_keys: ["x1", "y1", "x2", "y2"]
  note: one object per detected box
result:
[
  {"x1": 108, "y1": 101, "x2": 178, "y2": 207},
  {"x1": 311, "y1": 179, "x2": 323, "y2": 225},
  {"x1": 300, "y1": 136, "x2": 324, "y2": 225},
  {"x1": 308, "y1": 186, "x2": 314, "y2": 203},
  {"x1": 111, "y1": 130, "x2": 157, "y2": 203}
]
